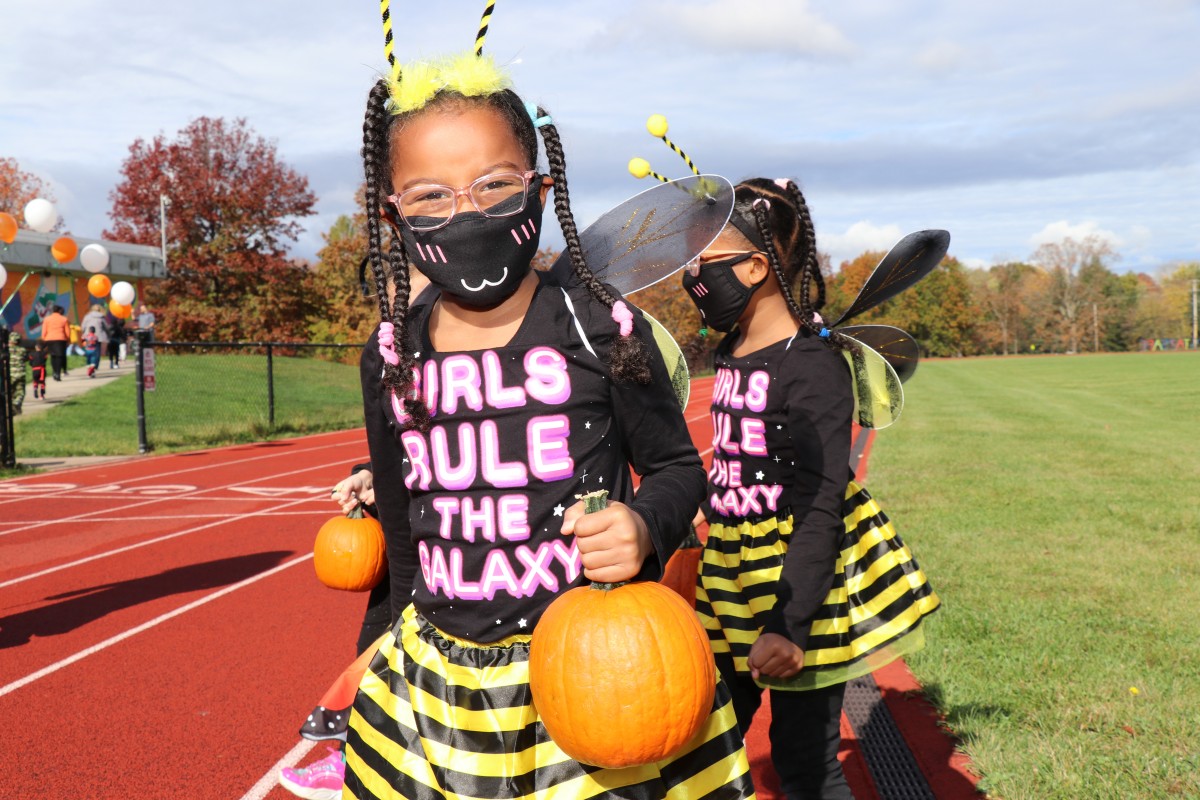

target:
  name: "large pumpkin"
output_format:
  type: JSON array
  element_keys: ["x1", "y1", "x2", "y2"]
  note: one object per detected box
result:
[
  {"x1": 528, "y1": 491, "x2": 716, "y2": 769},
  {"x1": 313, "y1": 505, "x2": 387, "y2": 592},
  {"x1": 660, "y1": 525, "x2": 703, "y2": 608}
]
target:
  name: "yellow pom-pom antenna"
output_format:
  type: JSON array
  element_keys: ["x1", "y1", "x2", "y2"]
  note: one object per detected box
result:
[
  {"x1": 475, "y1": 0, "x2": 497, "y2": 56},
  {"x1": 646, "y1": 114, "x2": 669, "y2": 139},
  {"x1": 646, "y1": 113, "x2": 700, "y2": 177},
  {"x1": 628, "y1": 157, "x2": 669, "y2": 183}
]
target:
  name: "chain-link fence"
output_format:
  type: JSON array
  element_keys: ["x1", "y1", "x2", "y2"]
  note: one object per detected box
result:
[{"x1": 134, "y1": 336, "x2": 366, "y2": 452}]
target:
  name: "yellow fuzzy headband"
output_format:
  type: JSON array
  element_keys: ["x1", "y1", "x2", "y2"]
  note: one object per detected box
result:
[{"x1": 380, "y1": 0, "x2": 511, "y2": 115}]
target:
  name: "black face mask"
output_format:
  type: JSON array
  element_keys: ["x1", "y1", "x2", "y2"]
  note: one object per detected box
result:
[
  {"x1": 680, "y1": 253, "x2": 766, "y2": 333},
  {"x1": 399, "y1": 192, "x2": 543, "y2": 308}
]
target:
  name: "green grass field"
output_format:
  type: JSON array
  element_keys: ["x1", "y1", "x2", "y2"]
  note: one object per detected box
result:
[
  {"x1": 867, "y1": 352, "x2": 1200, "y2": 799},
  {"x1": 11, "y1": 352, "x2": 363, "y2": 458}
]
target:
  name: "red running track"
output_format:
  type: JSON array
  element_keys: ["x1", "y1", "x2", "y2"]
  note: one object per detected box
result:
[{"x1": 1, "y1": 377, "x2": 978, "y2": 799}]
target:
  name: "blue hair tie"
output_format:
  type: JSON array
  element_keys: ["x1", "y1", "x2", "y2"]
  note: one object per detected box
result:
[
  {"x1": 524, "y1": 101, "x2": 553, "y2": 128},
  {"x1": 819, "y1": 327, "x2": 831, "y2": 339}
]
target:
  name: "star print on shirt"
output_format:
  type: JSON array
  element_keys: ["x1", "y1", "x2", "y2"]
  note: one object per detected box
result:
[
  {"x1": 585, "y1": 421, "x2": 592, "y2": 429},
  {"x1": 496, "y1": 619, "x2": 502, "y2": 625},
  {"x1": 518, "y1": 618, "x2": 528, "y2": 628},
  {"x1": 553, "y1": 504, "x2": 565, "y2": 516},
  {"x1": 755, "y1": 471, "x2": 765, "y2": 480},
  {"x1": 774, "y1": 456, "x2": 781, "y2": 463}
]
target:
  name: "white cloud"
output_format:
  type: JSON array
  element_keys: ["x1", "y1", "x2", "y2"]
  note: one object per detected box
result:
[
  {"x1": 621, "y1": 0, "x2": 854, "y2": 56},
  {"x1": 914, "y1": 41, "x2": 974, "y2": 75},
  {"x1": 821, "y1": 221, "x2": 904, "y2": 268},
  {"x1": 1028, "y1": 221, "x2": 1122, "y2": 250}
]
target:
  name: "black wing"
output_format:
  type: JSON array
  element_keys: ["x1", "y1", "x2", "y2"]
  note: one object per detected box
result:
[
  {"x1": 832, "y1": 229, "x2": 950, "y2": 326},
  {"x1": 839, "y1": 324, "x2": 921, "y2": 384}
]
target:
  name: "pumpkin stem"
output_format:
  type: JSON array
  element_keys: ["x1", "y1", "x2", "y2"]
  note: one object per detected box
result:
[
  {"x1": 580, "y1": 489, "x2": 609, "y2": 515},
  {"x1": 346, "y1": 503, "x2": 365, "y2": 520},
  {"x1": 680, "y1": 524, "x2": 702, "y2": 549}
]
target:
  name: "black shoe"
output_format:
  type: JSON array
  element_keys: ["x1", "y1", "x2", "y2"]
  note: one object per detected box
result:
[{"x1": 53, "y1": 375, "x2": 61, "y2": 381}]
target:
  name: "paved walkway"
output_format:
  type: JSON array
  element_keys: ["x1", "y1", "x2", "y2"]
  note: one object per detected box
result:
[
  {"x1": 12, "y1": 356, "x2": 142, "y2": 471},
  {"x1": 18, "y1": 357, "x2": 136, "y2": 418}
]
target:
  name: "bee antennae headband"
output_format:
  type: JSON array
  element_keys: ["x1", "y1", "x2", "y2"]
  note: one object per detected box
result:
[{"x1": 628, "y1": 114, "x2": 704, "y2": 182}]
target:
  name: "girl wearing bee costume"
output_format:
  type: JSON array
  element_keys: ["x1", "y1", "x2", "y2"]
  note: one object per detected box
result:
[
  {"x1": 332, "y1": 6, "x2": 756, "y2": 800},
  {"x1": 678, "y1": 177, "x2": 942, "y2": 800}
]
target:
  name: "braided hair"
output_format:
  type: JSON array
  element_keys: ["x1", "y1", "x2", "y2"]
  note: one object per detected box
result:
[
  {"x1": 731, "y1": 178, "x2": 850, "y2": 349},
  {"x1": 360, "y1": 82, "x2": 650, "y2": 430}
]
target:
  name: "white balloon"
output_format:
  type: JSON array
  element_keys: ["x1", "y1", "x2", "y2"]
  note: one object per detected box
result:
[
  {"x1": 23, "y1": 198, "x2": 57, "y2": 233},
  {"x1": 111, "y1": 280, "x2": 136, "y2": 306},
  {"x1": 80, "y1": 243, "x2": 110, "y2": 273}
]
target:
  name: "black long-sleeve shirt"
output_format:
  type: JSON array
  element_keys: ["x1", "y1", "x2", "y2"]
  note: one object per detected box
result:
[
  {"x1": 360, "y1": 273, "x2": 705, "y2": 641},
  {"x1": 704, "y1": 330, "x2": 853, "y2": 652}
]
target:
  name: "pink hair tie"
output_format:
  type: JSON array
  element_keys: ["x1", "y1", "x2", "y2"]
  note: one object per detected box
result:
[
  {"x1": 611, "y1": 301, "x2": 634, "y2": 337},
  {"x1": 378, "y1": 321, "x2": 400, "y2": 366},
  {"x1": 774, "y1": 178, "x2": 790, "y2": 190},
  {"x1": 812, "y1": 311, "x2": 824, "y2": 325}
]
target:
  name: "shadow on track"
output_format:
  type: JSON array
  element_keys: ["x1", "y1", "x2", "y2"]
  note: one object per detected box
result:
[{"x1": 0, "y1": 551, "x2": 294, "y2": 648}]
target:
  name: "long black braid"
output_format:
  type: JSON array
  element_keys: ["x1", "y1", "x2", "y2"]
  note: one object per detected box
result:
[{"x1": 535, "y1": 112, "x2": 651, "y2": 384}]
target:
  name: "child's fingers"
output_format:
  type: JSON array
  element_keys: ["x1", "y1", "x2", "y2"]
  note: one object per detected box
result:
[{"x1": 558, "y1": 500, "x2": 585, "y2": 535}]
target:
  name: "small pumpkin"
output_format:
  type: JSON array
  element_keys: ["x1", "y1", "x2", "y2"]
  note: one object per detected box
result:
[
  {"x1": 528, "y1": 491, "x2": 716, "y2": 769},
  {"x1": 313, "y1": 504, "x2": 387, "y2": 592},
  {"x1": 660, "y1": 525, "x2": 703, "y2": 608}
]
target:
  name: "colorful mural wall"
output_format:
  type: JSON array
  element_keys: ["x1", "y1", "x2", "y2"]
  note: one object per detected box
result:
[{"x1": 1, "y1": 270, "x2": 142, "y2": 340}]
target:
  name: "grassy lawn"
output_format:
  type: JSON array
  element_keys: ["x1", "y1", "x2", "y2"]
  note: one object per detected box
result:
[
  {"x1": 10, "y1": 352, "x2": 364, "y2": 458},
  {"x1": 867, "y1": 352, "x2": 1200, "y2": 799}
]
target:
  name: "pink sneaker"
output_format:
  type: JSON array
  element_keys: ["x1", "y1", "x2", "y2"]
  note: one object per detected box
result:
[{"x1": 278, "y1": 746, "x2": 345, "y2": 800}]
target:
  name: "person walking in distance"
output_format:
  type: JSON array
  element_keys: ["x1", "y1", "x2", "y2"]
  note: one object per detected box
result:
[
  {"x1": 40, "y1": 305, "x2": 70, "y2": 381},
  {"x1": 7, "y1": 332, "x2": 27, "y2": 414}
]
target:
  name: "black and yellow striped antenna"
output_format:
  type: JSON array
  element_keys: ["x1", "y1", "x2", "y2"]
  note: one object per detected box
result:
[
  {"x1": 475, "y1": 0, "x2": 497, "y2": 56},
  {"x1": 646, "y1": 114, "x2": 700, "y2": 176},
  {"x1": 627, "y1": 157, "x2": 670, "y2": 184},
  {"x1": 628, "y1": 114, "x2": 706, "y2": 183},
  {"x1": 380, "y1": 0, "x2": 396, "y2": 70}
]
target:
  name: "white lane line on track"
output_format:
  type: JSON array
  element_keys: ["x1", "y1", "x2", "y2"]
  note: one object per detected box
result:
[
  {"x1": 0, "y1": 552, "x2": 313, "y2": 699},
  {"x1": 0, "y1": 453, "x2": 365, "y2": 539},
  {"x1": 239, "y1": 738, "x2": 318, "y2": 800},
  {"x1": 0, "y1": 433, "x2": 365, "y2": 507},
  {"x1": 17, "y1": 511, "x2": 333, "y2": 522},
  {"x1": 0, "y1": 496, "x2": 320, "y2": 590}
]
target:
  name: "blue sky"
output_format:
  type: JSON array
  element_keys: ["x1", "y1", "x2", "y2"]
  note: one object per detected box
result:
[{"x1": 2, "y1": 0, "x2": 1197, "y2": 273}]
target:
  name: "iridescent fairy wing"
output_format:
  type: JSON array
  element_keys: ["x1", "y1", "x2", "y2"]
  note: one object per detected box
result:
[
  {"x1": 643, "y1": 310, "x2": 690, "y2": 410},
  {"x1": 842, "y1": 340, "x2": 904, "y2": 430},
  {"x1": 831, "y1": 229, "x2": 950, "y2": 327},
  {"x1": 549, "y1": 174, "x2": 734, "y2": 296},
  {"x1": 838, "y1": 324, "x2": 920, "y2": 384}
]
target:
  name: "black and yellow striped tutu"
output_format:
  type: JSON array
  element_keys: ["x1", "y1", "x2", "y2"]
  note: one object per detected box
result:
[
  {"x1": 345, "y1": 604, "x2": 757, "y2": 800},
  {"x1": 696, "y1": 480, "x2": 939, "y2": 691}
]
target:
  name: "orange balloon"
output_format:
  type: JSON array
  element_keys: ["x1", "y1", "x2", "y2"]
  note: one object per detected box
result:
[
  {"x1": 88, "y1": 274, "x2": 112, "y2": 298},
  {"x1": 0, "y1": 212, "x2": 16, "y2": 244},
  {"x1": 109, "y1": 300, "x2": 132, "y2": 319},
  {"x1": 51, "y1": 236, "x2": 79, "y2": 264}
]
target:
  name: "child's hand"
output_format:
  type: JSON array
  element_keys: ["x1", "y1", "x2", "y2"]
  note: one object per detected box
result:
[
  {"x1": 561, "y1": 499, "x2": 652, "y2": 583},
  {"x1": 747, "y1": 633, "x2": 805, "y2": 680},
  {"x1": 331, "y1": 471, "x2": 375, "y2": 515}
]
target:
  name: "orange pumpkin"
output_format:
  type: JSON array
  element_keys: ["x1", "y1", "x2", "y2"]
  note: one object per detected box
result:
[
  {"x1": 313, "y1": 505, "x2": 387, "y2": 592},
  {"x1": 660, "y1": 525, "x2": 703, "y2": 608},
  {"x1": 528, "y1": 491, "x2": 716, "y2": 769}
]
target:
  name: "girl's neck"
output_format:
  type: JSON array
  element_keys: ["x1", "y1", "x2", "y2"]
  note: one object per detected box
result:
[
  {"x1": 731, "y1": 289, "x2": 799, "y2": 358},
  {"x1": 429, "y1": 270, "x2": 539, "y2": 352}
]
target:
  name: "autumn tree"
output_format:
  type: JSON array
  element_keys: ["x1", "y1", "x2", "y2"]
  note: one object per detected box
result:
[
  {"x1": 0, "y1": 157, "x2": 56, "y2": 223},
  {"x1": 969, "y1": 262, "x2": 1038, "y2": 355},
  {"x1": 1032, "y1": 236, "x2": 1115, "y2": 353},
  {"x1": 105, "y1": 117, "x2": 317, "y2": 340}
]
